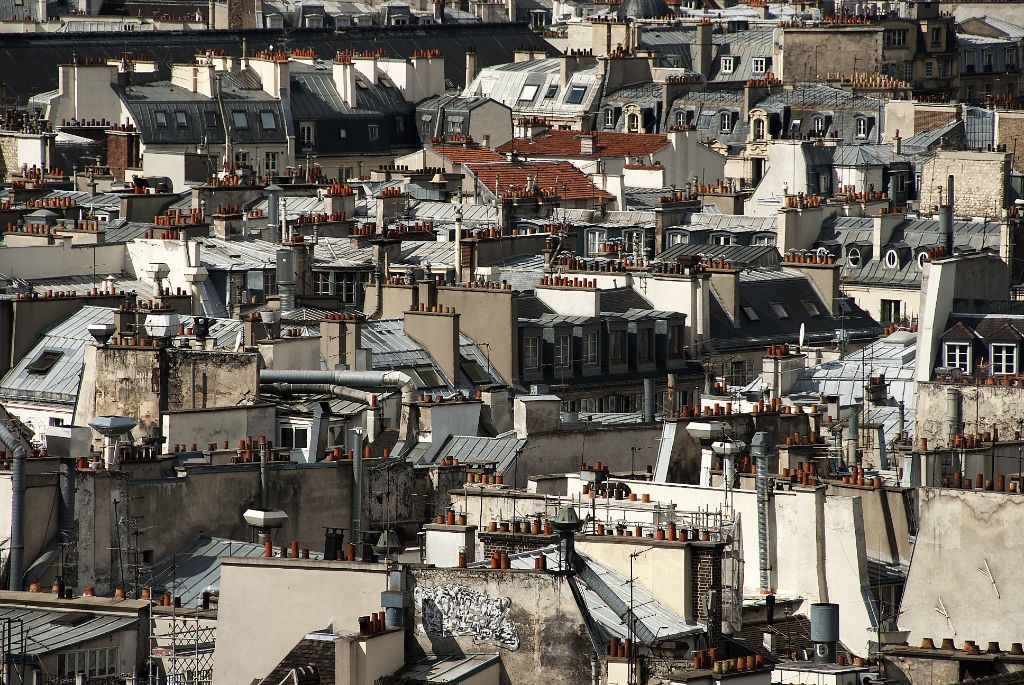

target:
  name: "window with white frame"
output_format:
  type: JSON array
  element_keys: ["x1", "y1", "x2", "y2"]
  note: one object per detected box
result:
[
  {"x1": 847, "y1": 247, "x2": 862, "y2": 267},
  {"x1": 264, "y1": 151, "x2": 278, "y2": 174},
  {"x1": 518, "y1": 84, "x2": 539, "y2": 102},
  {"x1": 666, "y1": 231, "x2": 688, "y2": 246},
  {"x1": 856, "y1": 117, "x2": 868, "y2": 138},
  {"x1": 712, "y1": 233, "x2": 733, "y2": 246},
  {"x1": 586, "y1": 229, "x2": 607, "y2": 256},
  {"x1": 627, "y1": 113, "x2": 640, "y2": 132},
  {"x1": 991, "y1": 343, "x2": 1017, "y2": 374},
  {"x1": 753, "y1": 118, "x2": 765, "y2": 140},
  {"x1": 674, "y1": 110, "x2": 684, "y2": 127},
  {"x1": 555, "y1": 334, "x2": 571, "y2": 367},
  {"x1": 944, "y1": 342, "x2": 970, "y2": 371},
  {"x1": 884, "y1": 249, "x2": 900, "y2": 269},
  {"x1": 58, "y1": 648, "x2": 118, "y2": 677},
  {"x1": 583, "y1": 330, "x2": 599, "y2": 366},
  {"x1": 280, "y1": 425, "x2": 309, "y2": 449},
  {"x1": 720, "y1": 111, "x2": 732, "y2": 132},
  {"x1": 604, "y1": 108, "x2": 615, "y2": 128},
  {"x1": 813, "y1": 116, "x2": 825, "y2": 134},
  {"x1": 752, "y1": 57, "x2": 767, "y2": 73},
  {"x1": 299, "y1": 122, "x2": 314, "y2": 149},
  {"x1": 721, "y1": 56, "x2": 735, "y2": 74},
  {"x1": 524, "y1": 336, "x2": 540, "y2": 370}
]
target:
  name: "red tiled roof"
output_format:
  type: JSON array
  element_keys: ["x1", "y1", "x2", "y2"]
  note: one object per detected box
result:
[
  {"x1": 495, "y1": 130, "x2": 670, "y2": 159},
  {"x1": 465, "y1": 161, "x2": 612, "y2": 201},
  {"x1": 431, "y1": 144, "x2": 506, "y2": 164}
]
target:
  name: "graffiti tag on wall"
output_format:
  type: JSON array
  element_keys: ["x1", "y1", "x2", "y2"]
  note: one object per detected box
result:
[{"x1": 413, "y1": 584, "x2": 520, "y2": 650}]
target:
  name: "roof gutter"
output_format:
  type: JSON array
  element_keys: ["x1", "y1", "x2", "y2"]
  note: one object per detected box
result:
[{"x1": 0, "y1": 420, "x2": 28, "y2": 591}]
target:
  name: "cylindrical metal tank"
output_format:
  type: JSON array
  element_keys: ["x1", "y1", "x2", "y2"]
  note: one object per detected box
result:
[{"x1": 811, "y1": 602, "x2": 840, "y2": 663}]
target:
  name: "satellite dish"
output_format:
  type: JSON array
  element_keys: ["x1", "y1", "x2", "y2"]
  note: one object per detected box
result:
[{"x1": 799, "y1": 323, "x2": 806, "y2": 348}]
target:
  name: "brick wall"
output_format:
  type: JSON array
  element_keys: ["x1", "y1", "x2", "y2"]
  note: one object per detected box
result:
[
  {"x1": 918, "y1": 151, "x2": 1011, "y2": 217},
  {"x1": 478, "y1": 531, "x2": 558, "y2": 559},
  {"x1": 107, "y1": 132, "x2": 140, "y2": 179},
  {"x1": 691, "y1": 544, "x2": 724, "y2": 648}
]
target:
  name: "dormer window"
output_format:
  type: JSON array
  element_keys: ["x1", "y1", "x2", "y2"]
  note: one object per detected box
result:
[
  {"x1": 627, "y1": 113, "x2": 640, "y2": 132},
  {"x1": 847, "y1": 247, "x2": 862, "y2": 267},
  {"x1": 856, "y1": 117, "x2": 868, "y2": 138},
  {"x1": 992, "y1": 343, "x2": 1017, "y2": 375},
  {"x1": 884, "y1": 249, "x2": 900, "y2": 269},
  {"x1": 813, "y1": 116, "x2": 825, "y2": 134},
  {"x1": 604, "y1": 108, "x2": 615, "y2": 128},
  {"x1": 944, "y1": 342, "x2": 970, "y2": 372},
  {"x1": 753, "y1": 118, "x2": 765, "y2": 140},
  {"x1": 721, "y1": 56, "x2": 735, "y2": 74},
  {"x1": 752, "y1": 57, "x2": 767, "y2": 74},
  {"x1": 720, "y1": 112, "x2": 733, "y2": 132}
]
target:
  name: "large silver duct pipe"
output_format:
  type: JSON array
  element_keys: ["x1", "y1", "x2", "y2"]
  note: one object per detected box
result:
[
  {"x1": 259, "y1": 382, "x2": 376, "y2": 404},
  {"x1": 258, "y1": 370, "x2": 416, "y2": 403},
  {"x1": 0, "y1": 422, "x2": 28, "y2": 590},
  {"x1": 642, "y1": 378, "x2": 656, "y2": 423},
  {"x1": 751, "y1": 432, "x2": 771, "y2": 594}
]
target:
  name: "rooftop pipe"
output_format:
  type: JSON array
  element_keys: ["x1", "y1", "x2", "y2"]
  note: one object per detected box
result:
[
  {"x1": 0, "y1": 420, "x2": 28, "y2": 590},
  {"x1": 258, "y1": 370, "x2": 415, "y2": 403}
]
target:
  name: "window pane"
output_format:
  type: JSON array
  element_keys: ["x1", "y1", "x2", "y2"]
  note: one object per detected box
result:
[
  {"x1": 294, "y1": 428, "x2": 308, "y2": 449},
  {"x1": 232, "y1": 111, "x2": 249, "y2": 129},
  {"x1": 260, "y1": 111, "x2": 277, "y2": 130}
]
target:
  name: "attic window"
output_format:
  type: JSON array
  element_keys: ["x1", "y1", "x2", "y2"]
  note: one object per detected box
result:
[
  {"x1": 174, "y1": 111, "x2": 187, "y2": 128},
  {"x1": 565, "y1": 85, "x2": 587, "y2": 105},
  {"x1": 204, "y1": 111, "x2": 219, "y2": 128},
  {"x1": 413, "y1": 365, "x2": 444, "y2": 387},
  {"x1": 50, "y1": 611, "x2": 96, "y2": 627},
  {"x1": 742, "y1": 306, "x2": 760, "y2": 322},
  {"x1": 721, "y1": 56, "x2": 735, "y2": 74},
  {"x1": 26, "y1": 350, "x2": 63, "y2": 375},
  {"x1": 231, "y1": 111, "x2": 249, "y2": 130},
  {"x1": 801, "y1": 300, "x2": 821, "y2": 316},
  {"x1": 461, "y1": 360, "x2": 491, "y2": 384},
  {"x1": 769, "y1": 302, "x2": 789, "y2": 319},
  {"x1": 518, "y1": 84, "x2": 539, "y2": 102},
  {"x1": 885, "y1": 249, "x2": 900, "y2": 269},
  {"x1": 752, "y1": 57, "x2": 767, "y2": 74},
  {"x1": 260, "y1": 111, "x2": 277, "y2": 130},
  {"x1": 847, "y1": 247, "x2": 862, "y2": 267},
  {"x1": 154, "y1": 111, "x2": 168, "y2": 128},
  {"x1": 544, "y1": 84, "x2": 558, "y2": 98}
]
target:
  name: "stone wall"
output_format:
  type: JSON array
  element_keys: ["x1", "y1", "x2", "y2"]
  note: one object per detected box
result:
[{"x1": 918, "y1": 151, "x2": 1011, "y2": 217}]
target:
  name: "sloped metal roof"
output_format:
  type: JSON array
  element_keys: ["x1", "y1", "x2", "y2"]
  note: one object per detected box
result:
[
  {"x1": 146, "y1": 535, "x2": 322, "y2": 605},
  {"x1": 0, "y1": 606, "x2": 138, "y2": 656}
]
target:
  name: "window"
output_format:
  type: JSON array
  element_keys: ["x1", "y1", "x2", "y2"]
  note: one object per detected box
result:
[
  {"x1": 1007, "y1": 47, "x2": 1018, "y2": 68},
  {"x1": 231, "y1": 111, "x2": 249, "y2": 130},
  {"x1": 518, "y1": 84, "x2": 539, "y2": 102},
  {"x1": 462, "y1": 360, "x2": 491, "y2": 384},
  {"x1": 880, "y1": 299, "x2": 902, "y2": 324},
  {"x1": 524, "y1": 336, "x2": 540, "y2": 370},
  {"x1": 204, "y1": 111, "x2": 219, "y2": 128},
  {"x1": 884, "y1": 249, "x2": 900, "y2": 269},
  {"x1": 395, "y1": 117, "x2": 405, "y2": 133},
  {"x1": 638, "y1": 328, "x2": 653, "y2": 363},
  {"x1": 299, "y1": 122, "x2": 314, "y2": 149},
  {"x1": 264, "y1": 151, "x2": 278, "y2": 174},
  {"x1": 848, "y1": 247, "x2": 862, "y2": 267},
  {"x1": 984, "y1": 50, "x2": 994, "y2": 72},
  {"x1": 939, "y1": 60, "x2": 949, "y2": 77},
  {"x1": 260, "y1": 111, "x2": 277, "y2": 130},
  {"x1": 627, "y1": 113, "x2": 639, "y2": 132},
  {"x1": 742, "y1": 306, "x2": 760, "y2": 321},
  {"x1": 586, "y1": 229, "x2": 606, "y2": 256},
  {"x1": 712, "y1": 234, "x2": 733, "y2": 246},
  {"x1": 801, "y1": 300, "x2": 820, "y2": 317},
  {"x1": 58, "y1": 648, "x2": 118, "y2": 677},
  {"x1": 727, "y1": 359, "x2": 754, "y2": 386},
  {"x1": 565, "y1": 85, "x2": 587, "y2": 104},
  {"x1": 992, "y1": 344, "x2": 1018, "y2": 374},
  {"x1": 26, "y1": 350, "x2": 63, "y2": 374},
  {"x1": 368, "y1": 124, "x2": 380, "y2": 141},
  {"x1": 931, "y1": 27, "x2": 942, "y2": 45},
  {"x1": 315, "y1": 271, "x2": 332, "y2": 295},
  {"x1": 721, "y1": 56, "x2": 735, "y2": 74},
  {"x1": 917, "y1": 251, "x2": 929, "y2": 269},
  {"x1": 154, "y1": 111, "x2": 168, "y2": 128},
  {"x1": 753, "y1": 118, "x2": 765, "y2": 140},
  {"x1": 944, "y1": 342, "x2": 970, "y2": 371},
  {"x1": 769, "y1": 302, "x2": 789, "y2": 319},
  {"x1": 604, "y1": 109, "x2": 615, "y2": 128},
  {"x1": 280, "y1": 425, "x2": 309, "y2": 449},
  {"x1": 666, "y1": 231, "x2": 688, "y2": 246},
  {"x1": 885, "y1": 29, "x2": 908, "y2": 47},
  {"x1": 610, "y1": 330, "x2": 626, "y2": 364},
  {"x1": 965, "y1": 51, "x2": 976, "y2": 74},
  {"x1": 925, "y1": 61, "x2": 934, "y2": 77},
  {"x1": 668, "y1": 324, "x2": 684, "y2": 358},
  {"x1": 752, "y1": 57, "x2": 767, "y2": 74},
  {"x1": 812, "y1": 116, "x2": 825, "y2": 134},
  {"x1": 856, "y1": 117, "x2": 868, "y2": 138},
  {"x1": 555, "y1": 334, "x2": 571, "y2": 367},
  {"x1": 719, "y1": 112, "x2": 733, "y2": 132},
  {"x1": 544, "y1": 84, "x2": 558, "y2": 98},
  {"x1": 234, "y1": 151, "x2": 248, "y2": 167},
  {"x1": 174, "y1": 111, "x2": 187, "y2": 128},
  {"x1": 674, "y1": 110, "x2": 684, "y2": 127},
  {"x1": 583, "y1": 331, "x2": 599, "y2": 366}
]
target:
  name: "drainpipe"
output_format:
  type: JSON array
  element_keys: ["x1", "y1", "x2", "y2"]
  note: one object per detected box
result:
[
  {"x1": 751, "y1": 432, "x2": 771, "y2": 594},
  {"x1": 642, "y1": 378, "x2": 655, "y2": 423},
  {"x1": 947, "y1": 386, "x2": 960, "y2": 447},
  {"x1": 258, "y1": 370, "x2": 416, "y2": 404},
  {"x1": 0, "y1": 421, "x2": 28, "y2": 591}
]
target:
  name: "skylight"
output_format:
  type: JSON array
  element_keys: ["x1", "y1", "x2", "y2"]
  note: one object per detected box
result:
[
  {"x1": 565, "y1": 85, "x2": 587, "y2": 104},
  {"x1": 770, "y1": 302, "x2": 789, "y2": 319}
]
